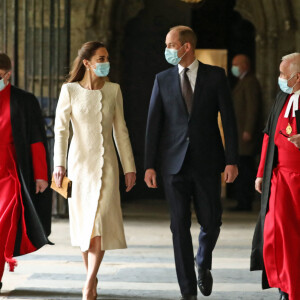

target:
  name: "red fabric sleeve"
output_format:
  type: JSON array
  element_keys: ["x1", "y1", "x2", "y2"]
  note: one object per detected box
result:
[
  {"x1": 31, "y1": 142, "x2": 48, "y2": 181},
  {"x1": 257, "y1": 134, "x2": 269, "y2": 178}
]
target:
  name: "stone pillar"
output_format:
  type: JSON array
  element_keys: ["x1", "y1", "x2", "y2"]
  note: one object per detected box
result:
[
  {"x1": 255, "y1": 33, "x2": 268, "y2": 118},
  {"x1": 294, "y1": 0, "x2": 300, "y2": 50},
  {"x1": 235, "y1": 0, "x2": 299, "y2": 120}
]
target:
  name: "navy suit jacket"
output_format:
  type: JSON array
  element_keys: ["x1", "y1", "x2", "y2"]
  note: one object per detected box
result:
[{"x1": 145, "y1": 61, "x2": 238, "y2": 175}]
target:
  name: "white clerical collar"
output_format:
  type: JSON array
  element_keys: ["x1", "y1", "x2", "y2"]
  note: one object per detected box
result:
[
  {"x1": 178, "y1": 59, "x2": 199, "y2": 74},
  {"x1": 284, "y1": 93, "x2": 300, "y2": 118}
]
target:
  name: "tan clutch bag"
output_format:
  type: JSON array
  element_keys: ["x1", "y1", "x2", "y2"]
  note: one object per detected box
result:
[{"x1": 50, "y1": 176, "x2": 72, "y2": 199}]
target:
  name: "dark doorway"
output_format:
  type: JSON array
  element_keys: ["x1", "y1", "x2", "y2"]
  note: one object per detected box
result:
[
  {"x1": 120, "y1": 0, "x2": 191, "y2": 199},
  {"x1": 191, "y1": 0, "x2": 256, "y2": 86},
  {"x1": 119, "y1": 0, "x2": 255, "y2": 200}
]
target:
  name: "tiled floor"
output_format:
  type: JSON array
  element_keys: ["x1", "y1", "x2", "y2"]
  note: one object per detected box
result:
[{"x1": 1, "y1": 199, "x2": 278, "y2": 299}]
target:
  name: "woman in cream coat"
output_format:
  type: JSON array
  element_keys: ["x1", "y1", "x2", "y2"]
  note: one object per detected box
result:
[{"x1": 53, "y1": 41, "x2": 136, "y2": 300}]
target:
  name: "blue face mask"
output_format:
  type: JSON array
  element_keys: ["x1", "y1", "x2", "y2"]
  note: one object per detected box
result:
[
  {"x1": 0, "y1": 73, "x2": 7, "y2": 91},
  {"x1": 93, "y1": 62, "x2": 110, "y2": 77},
  {"x1": 231, "y1": 66, "x2": 240, "y2": 78},
  {"x1": 278, "y1": 73, "x2": 297, "y2": 94},
  {"x1": 164, "y1": 45, "x2": 186, "y2": 65}
]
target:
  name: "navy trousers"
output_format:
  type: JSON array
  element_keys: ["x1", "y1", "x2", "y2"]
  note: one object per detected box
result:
[{"x1": 162, "y1": 152, "x2": 222, "y2": 295}]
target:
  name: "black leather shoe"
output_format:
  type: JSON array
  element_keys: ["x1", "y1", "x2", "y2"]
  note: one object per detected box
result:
[
  {"x1": 179, "y1": 295, "x2": 197, "y2": 300},
  {"x1": 194, "y1": 259, "x2": 213, "y2": 296}
]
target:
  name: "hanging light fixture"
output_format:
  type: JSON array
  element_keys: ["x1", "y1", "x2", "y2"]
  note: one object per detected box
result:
[{"x1": 180, "y1": 0, "x2": 207, "y2": 7}]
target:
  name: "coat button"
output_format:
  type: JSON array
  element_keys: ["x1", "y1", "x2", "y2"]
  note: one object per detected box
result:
[{"x1": 186, "y1": 137, "x2": 190, "y2": 141}]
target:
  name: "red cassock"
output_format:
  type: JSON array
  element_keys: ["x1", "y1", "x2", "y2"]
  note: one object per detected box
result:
[
  {"x1": 0, "y1": 83, "x2": 48, "y2": 281},
  {"x1": 257, "y1": 93, "x2": 300, "y2": 300}
]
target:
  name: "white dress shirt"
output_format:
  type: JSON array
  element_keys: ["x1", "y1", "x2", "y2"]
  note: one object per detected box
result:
[
  {"x1": 239, "y1": 70, "x2": 248, "y2": 80},
  {"x1": 178, "y1": 59, "x2": 199, "y2": 92}
]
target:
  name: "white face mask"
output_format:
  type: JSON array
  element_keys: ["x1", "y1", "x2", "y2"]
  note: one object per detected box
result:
[{"x1": 0, "y1": 72, "x2": 8, "y2": 91}]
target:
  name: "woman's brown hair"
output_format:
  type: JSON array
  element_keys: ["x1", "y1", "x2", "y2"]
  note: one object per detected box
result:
[{"x1": 66, "y1": 41, "x2": 106, "y2": 83}]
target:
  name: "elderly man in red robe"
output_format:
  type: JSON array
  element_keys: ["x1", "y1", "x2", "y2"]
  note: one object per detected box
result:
[
  {"x1": 0, "y1": 53, "x2": 52, "y2": 291},
  {"x1": 251, "y1": 52, "x2": 300, "y2": 300}
]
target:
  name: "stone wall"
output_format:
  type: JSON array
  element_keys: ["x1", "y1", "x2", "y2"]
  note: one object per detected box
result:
[
  {"x1": 67, "y1": 0, "x2": 300, "y2": 199},
  {"x1": 2, "y1": 0, "x2": 297, "y2": 201},
  {"x1": 69, "y1": 0, "x2": 300, "y2": 119},
  {"x1": 69, "y1": 0, "x2": 144, "y2": 82},
  {"x1": 2, "y1": 0, "x2": 298, "y2": 114},
  {"x1": 235, "y1": 0, "x2": 300, "y2": 118}
]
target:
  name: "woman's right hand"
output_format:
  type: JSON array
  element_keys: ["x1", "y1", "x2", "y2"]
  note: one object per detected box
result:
[{"x1": 53, "y1": 166, "x2": 66, "y2": 188}]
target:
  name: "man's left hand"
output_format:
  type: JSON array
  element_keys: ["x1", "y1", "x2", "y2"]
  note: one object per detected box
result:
[
  {"x1": 35, "y1": 179, "x2": 48, "y2": 194},
  {"x1": 288, "y1": 134, "x2": 300, "y2": 148},
  {"x1": 224, "y1": 165, "x2": 238, "y2": 183}
]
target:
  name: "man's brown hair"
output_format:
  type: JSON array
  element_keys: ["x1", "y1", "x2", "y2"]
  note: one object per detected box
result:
[
  {"x1": 170, "y1": 26, "x2": 197, "y2": 49},
  {"x1": 0, "y1": 53, "x2": 12, "y2": 71}
]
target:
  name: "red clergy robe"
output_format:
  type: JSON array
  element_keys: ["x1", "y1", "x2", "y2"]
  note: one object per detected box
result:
[
  {"x1": 257, "y1": 93, "x2": 300, "y2": 300},
  {"x1": 0, "y1": 83, "x2": 48, "y2": 282}
]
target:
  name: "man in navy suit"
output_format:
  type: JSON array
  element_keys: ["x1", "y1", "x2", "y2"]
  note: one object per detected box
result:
[{"x1": 144, "y1": 26, "x2": 239, "y2": 300}]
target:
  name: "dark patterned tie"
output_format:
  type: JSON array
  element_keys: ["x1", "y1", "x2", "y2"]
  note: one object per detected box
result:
[{"x1": 182, "y1": 68, "x2": 193, "y2": 114}]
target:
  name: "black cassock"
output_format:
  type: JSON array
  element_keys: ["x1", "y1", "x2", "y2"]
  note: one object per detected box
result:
[
  {"x1": 250, "y1": 91, "x2": 289, "y2": 288},
  {"x1": 10, "y1": 86, "x2": 52, "y2": 256}
]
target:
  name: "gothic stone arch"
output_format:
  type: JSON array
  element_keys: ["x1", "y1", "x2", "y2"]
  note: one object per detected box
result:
[{"x1": 235, "y1": 0, "x2": 295, "y2": 118}]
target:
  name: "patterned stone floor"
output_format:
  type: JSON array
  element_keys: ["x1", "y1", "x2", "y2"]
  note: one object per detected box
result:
[{"x1": 1, "y1": 199, "x2": 278, "y2": 300}]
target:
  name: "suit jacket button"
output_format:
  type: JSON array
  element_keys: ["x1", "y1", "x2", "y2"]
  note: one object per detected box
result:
[{"x1": 186, "y1": 137, "x2": 190, "y2": 141}]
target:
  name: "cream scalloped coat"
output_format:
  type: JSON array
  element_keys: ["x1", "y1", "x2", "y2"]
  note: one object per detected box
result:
[{"x1": 54, "y1": 81, "x2": 136, "y2": 252}]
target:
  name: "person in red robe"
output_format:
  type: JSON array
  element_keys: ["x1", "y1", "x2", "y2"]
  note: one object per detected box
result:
[
  {"x1": 251, "y1": 52, "x2": 300, "y2": 300},
  {"x1": 0, "y1": 53, "x2": 52, "y2": 291}
]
